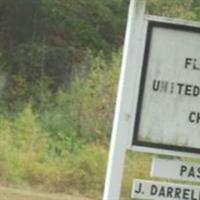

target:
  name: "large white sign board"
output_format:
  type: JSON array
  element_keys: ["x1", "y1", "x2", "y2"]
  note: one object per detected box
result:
[{"x1": 133, "y1": 20, "x2": 200, "y2": 154}]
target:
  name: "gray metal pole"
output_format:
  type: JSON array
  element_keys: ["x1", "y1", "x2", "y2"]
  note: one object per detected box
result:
[{"x1": 103, "y1": 0, "x2": 146, "y2": 199}]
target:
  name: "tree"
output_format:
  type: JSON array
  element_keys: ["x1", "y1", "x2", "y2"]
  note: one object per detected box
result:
[{"x1": 0, "y1": 0, "x2": 128, "y2": 109}]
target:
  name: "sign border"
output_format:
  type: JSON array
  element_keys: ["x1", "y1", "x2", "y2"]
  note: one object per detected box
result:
[{"x1": 132, "y1": 20, "x2": 200, "y2": 154}]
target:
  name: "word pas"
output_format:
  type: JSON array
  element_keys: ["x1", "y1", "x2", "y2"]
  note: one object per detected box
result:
[{"x1": 151, "y1": 158, "x2": 200, "y2": 182}]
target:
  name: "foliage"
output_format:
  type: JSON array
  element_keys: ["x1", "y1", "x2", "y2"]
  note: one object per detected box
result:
[
  {"x1": 0, "y1": 51, "x2": 120, "y2": 197},
  {"x1": 0, "y1": 0, "x2": 128, "y2": 108},
  {"x1": 2, "y1": 0, "x2": 200, "y2": 108},
  {"x1": 0, "y1": 114, "x2": 107, "y2": 194},
  {"x1": 147, "y1": 0, "x2": 200, "y2": 20},
  {"x1": 0, "y1": 105, "x2": 48, "y2": 183},
  {"x1": 41, "y1": 0, "x2": 128, "y2": 49},
  {"x1": 1, "y1": 0, "x2": 200, "y2": 198},
  {"x1": 0, "y1": 107, "x2": 108, "y2": 195},
  {"x1": 40, "y1": 51, "x2": 120, "y2": 154}
]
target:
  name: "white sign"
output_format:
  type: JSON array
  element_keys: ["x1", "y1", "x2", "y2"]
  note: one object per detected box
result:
[
  {"x1": 132, "y1": 179, "x2": 200, "y2": 200},
  {"x1": 133, "y1": 20, "x2": 200, "y2": 154},
  {"x1": 151, "y1": 158, "x2": 200, "y2": 182}
]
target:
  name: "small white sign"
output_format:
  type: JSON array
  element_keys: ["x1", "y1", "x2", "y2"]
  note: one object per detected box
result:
[
  {"x1": 151, "y1": 158, "x2": 200, "y2": 182},
  {"x1": 132, "y1": 179, "x2": 200, "y2": 200}
]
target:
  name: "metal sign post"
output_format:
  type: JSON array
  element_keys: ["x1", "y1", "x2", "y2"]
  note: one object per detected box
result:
[{"x1": 103, "y1": 0, "x2": 147, "y2": 199}]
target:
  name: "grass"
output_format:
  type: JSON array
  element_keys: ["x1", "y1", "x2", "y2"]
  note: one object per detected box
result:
[
  {"x1": 0, "y1": 50, "x2": 156, "y2": 199},
  {"x1": 120, "y1": 152, "x2": 152, "y2": 200},
  {"x1": 0, "y1": 51, "x2": 121, "y2": 198},
  {"x1": 0, "y1": 186, "x2": 93, "y2": 200}
]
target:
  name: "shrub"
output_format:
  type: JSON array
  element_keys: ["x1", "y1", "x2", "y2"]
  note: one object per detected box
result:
[
  {"x1": 0, "y1": 51, "x2": 120, "y2": 198},
  {"x1": 40, "y1": 51, "x2": 121, "y2": 154}
]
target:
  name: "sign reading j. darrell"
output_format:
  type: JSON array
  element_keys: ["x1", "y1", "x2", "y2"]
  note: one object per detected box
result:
[
  {"x1": 133, "y1": 20, "x2": 200, "y2": 154},
  {"x1": 132, "y1": 179, "x2": 200, "y2": 200}
]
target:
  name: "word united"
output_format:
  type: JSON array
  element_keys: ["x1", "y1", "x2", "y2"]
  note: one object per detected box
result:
[{"x1": 152, "y1": 58, "x2": 200, "y2": 124}]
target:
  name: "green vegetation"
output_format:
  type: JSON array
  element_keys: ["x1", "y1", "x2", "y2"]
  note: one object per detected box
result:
[
  {"x1": 0, "y1": 186, "x2": 93, "y2": 200},
  {"x1": 0, "y1": 0, "x2": 128, "y2": 110},
  {"x1": 0, "y1": 0, "x2": 200, "y2": 199},
  {"x1": 0, "y1": 51, "x2": 119, "y2": 197}
]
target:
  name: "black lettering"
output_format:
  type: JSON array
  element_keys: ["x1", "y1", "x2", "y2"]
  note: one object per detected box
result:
[
  {"x1": 153, "y1": 80, "x2": 160, "y2": 91},
  {"x1": 151, "y1": 185, "x2": 158, "y2": 195},
  {"x1": 167, "y1": 187, "x2": 174, "y2": 198},
  {"x1": 189, "y1": 112, "x2": 196, "y2": 123},
  {"x1": 193, "y1": 59, "x2": 200, "y2": 70},
  {"x1": 197, "y1": 167, "x2": 200, "y2": 178},
  {"x1": 177, "y1": 83, "x2": 184, "y2": 95},
  {"x1": 175, "y1": 188, "x2": 182, "y2": 198},
  {"x1": 160, "y1": 81, "x2": 168, "y2": 93},
  {"x1": 198, "y1": 192, "x2": 200, "y2": 200},
  {"x1": 185, "y1": 84, "x2": 192, "y2": 96},
  {"x1": 193, "y1": 86, "x2": 200, "y2": 96},
  {"x1": 197, "y1": 113, "x2": 200, "y2": 123},
  {"x1": 170, "y1": 82, "x2": 175, "y2": 94},
  {"x1": 188, "y1": 167, "x2": 195, "y2": 177},
  {"x1": 191, "y1": 190, "x2": 198, "y2": 200},
  {"x1": 180, "y1": 165, "x2": 187, "y2": 176},
  {"x1": 135, "y1": 183, "x2": 143, "y2": 194},
  {"x1": 183, "y1": 188, "x2": 190, "y2": 200},
  {"x1": 158, "y1": 186, "x2": 166, "y2": 197},
  {"x1": 185, "y1": 58, "x2": 193, "y2": 69}
]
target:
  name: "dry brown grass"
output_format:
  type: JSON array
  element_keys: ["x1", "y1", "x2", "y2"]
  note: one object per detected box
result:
[{"x1": 0, "y1": 186, "x2": 94, "y2": 200}]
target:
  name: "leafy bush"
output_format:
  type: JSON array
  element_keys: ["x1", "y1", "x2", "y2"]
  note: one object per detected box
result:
[
  {"x1": 0, "y1": 106, "x2": 108, "y2": 194},
  {"x1": 0, "y1": 105, "x2": 48, "y2": 184},
  {"x1": 147, "y1": 0, "x2": 200, "y2": 20},
  {"x1": 0, "y1": 51, "x2": 120, "y2": 198},
  {"x1": 40, "y1": 51, "x2": 120, "y2": 155}
]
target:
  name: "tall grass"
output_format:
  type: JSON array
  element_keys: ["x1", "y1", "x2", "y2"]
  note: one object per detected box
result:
[
  {"x1": 0, "y1": 49, "x2": 164, "y2": 200},
  {"x1": 40, "y1": 51, "x2": 120, "y2": 152},
  {"x1": 0, "y1": 51, "x2": 120, "y2": 197}
]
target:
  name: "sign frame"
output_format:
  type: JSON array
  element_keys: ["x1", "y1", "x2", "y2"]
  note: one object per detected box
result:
[{"x1": 132, "y1": 20, "x2": 200, "y2": 155}]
